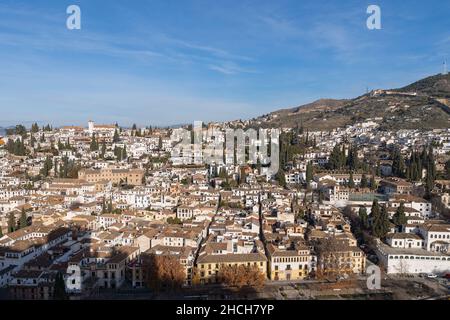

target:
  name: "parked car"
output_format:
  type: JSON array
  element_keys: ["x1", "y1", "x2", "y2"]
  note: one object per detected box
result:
[{"x1": 427, "y1": 273, "x2": 438, "y2": 278}]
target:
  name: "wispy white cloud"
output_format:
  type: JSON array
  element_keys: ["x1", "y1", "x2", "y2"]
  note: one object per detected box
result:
[
  {"x1": 208, "y1": 61, "x2": 258, "y2": 75},
  {"x1": 0, "y1": 3, "x2": 254, "y2": 75}
]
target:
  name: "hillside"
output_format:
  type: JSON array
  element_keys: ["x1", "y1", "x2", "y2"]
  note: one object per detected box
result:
[
  {"x1": 396, "y1": 73, "x2": 450, "y2": 98},
  {"x1": 250, "y1": 73, "x2": 450, "y2": 131}
]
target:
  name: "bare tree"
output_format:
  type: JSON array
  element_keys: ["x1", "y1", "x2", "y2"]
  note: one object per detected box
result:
[
  {"x1": 217, "y1": 264, "x2": 265, "y2": 289},
  {"x1": 315, "y1": 236, "x2": 352, "y2": 280},
  {"x1": 141, "y1": 253, "x2": 186, "y2": 292}
]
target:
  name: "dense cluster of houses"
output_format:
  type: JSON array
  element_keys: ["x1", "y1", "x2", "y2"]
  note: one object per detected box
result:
[{"x1": 0, "y1": 120, "x2": 449, "y2": 299}]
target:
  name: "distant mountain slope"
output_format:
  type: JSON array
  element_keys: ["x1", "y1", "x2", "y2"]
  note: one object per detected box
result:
[
  {"x1": 396, "y1": 73, "x2": 450, "y2": 98},
  {"x1": 250, "y1": 73, "x2": 450, "y2": 130}
]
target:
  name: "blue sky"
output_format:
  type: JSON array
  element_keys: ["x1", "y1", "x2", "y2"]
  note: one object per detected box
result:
[{"x1": 0, "y1": 0, "x2": 449, "y2": 127}]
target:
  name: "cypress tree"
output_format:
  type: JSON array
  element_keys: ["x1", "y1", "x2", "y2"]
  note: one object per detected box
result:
[
  {"x1": 328, "y1": 144, "x2": 344, "y2": 170},
  {"x1": 393, "y1": 202, "x2": 407, "y2": 228},
  {"x1": 275, "y1": 169, "x2": 287, "y2": 188},
  {"x1": 359, "y1": 206, "x2": 369, "y2": 229},
  {"x1": 30, "y1": 135, "x2": 37, "y2": 148},
  {"x1": 40, "y1": 156, "x2": 53, "y2": 177},
  {"x1": 372, "y1": 203, "x2": 390, "y2": 238},
  {"x1": 101, "y1": 141, "x2": 107, "y2": 158},
  {"x1": 392, "y1": 148, "x2": 405, "y2": 178},
  {"x1": 445, "y1": 160, "x2": 450, "y2": 179},
  {"x1": 348, "y1": 172, "x2": 355, "y2": 188},
  {"x1": 53, "y1": 272, "x2": 68, "y2": 300},
  {"x1": 107, "y1": 198, "x2": 113, "y2": 213},
  {"x1": 8, "y1": 212, "x2": 16, "y2": 233},
  {"x1": 57, "y1": 139, "x2": 64, "y2": 150},
  {"x1": 370, "y1": 175, "x2": 377, "y2": 191},
  {"x1": 31, "y1": 123, "x2": 39, "y2": 133},
  {"x1": 113, "y1": 129, "x2": 120, "y2": 143},
  {"x1": 19, "y1": 208, "x2": 27, "y2": 229},
  {"x1": 360, "y1": 174, "x2": 368, "y2": 188},
  {"x1": 122, "y1": 147, "x2": 127, "y2": 160},
  {"x1": 306, "y1": 161, "x2": 313, "y2": 184},
  {"x1": 347, "y1": 146, "x2": 359, "y2": 170},
  {"x1": 102, "y1": 198, "x2": 107, "y2": 214},
  {"x1": 90, "y1": 134, "x2": 99, "y2": 151}
]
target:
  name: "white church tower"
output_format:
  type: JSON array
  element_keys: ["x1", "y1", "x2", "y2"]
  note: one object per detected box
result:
[{"x1": 88, "y1": 120, "x2": 95, "y2": 134}]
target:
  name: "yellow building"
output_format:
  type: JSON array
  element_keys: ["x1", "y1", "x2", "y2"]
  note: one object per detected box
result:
[
  {"x1": 318, "y1": 247, "x2": 366, "y2": 276},
  {"x1": 78, "y1": 168, "x2": 144, "y2": 186},
  {"x1": 196, "y1": 252, "x2": 267, "y2": 284},
  {"x1": 267, "y1": 243, "x2": 313, "y2": 281}
]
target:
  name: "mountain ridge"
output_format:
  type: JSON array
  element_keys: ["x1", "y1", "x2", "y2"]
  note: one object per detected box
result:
[{"x1": 249, "y1": 73, "x2": 450, "y2": 130}]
